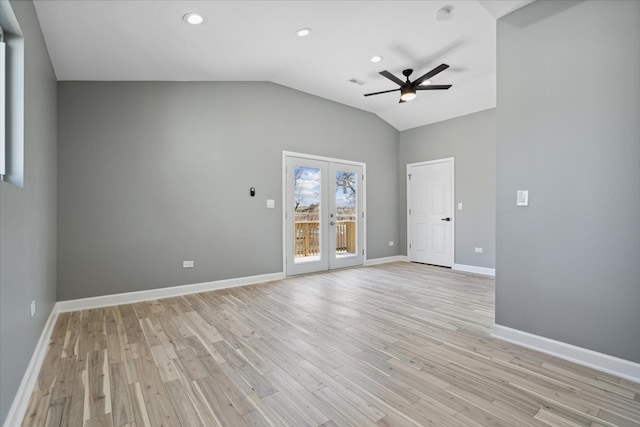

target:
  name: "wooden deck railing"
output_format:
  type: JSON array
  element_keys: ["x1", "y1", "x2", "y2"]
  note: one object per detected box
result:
[
  {"x1": 294, "y1": 221, "x2": 356, "y2": 257},
  {"x1": 336, "y1": 222, "x2": 356, "y2": 254},
  {"x1": 294, "y1": 222, "x2": 320, "y2": 257}
]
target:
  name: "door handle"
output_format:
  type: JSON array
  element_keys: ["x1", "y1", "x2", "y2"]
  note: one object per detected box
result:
[
  {"x1": 330, "y1": 221, "x2": 336, "y2": 226},
  {"x1": 441, "y1": 217, "x2": 451, "y2": 221}
]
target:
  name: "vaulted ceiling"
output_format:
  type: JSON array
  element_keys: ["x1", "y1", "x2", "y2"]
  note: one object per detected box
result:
[{"x1": 34, "y1": 0, "x2": 533, "y2": 130}]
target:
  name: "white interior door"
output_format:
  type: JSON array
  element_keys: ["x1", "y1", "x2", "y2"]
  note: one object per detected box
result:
[
  {"x1": 408, "y1": 159, "x2": 454, "y2": 267},
  {"x1": 285, "y1": 154, "x2": 364, "y2": 275}
]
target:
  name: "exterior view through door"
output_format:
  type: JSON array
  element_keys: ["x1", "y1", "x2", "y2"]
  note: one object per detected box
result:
[
  {"x1": 407, "y1": 158, "x2": 454, "y2": 267},
  {"x1": 284, "y1": 153, "x2": 365, "y2": 276}
]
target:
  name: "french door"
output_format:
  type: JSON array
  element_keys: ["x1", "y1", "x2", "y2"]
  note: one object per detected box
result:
[{"x1": 285, "y1": 154, "x2": 364, "y2": 276}]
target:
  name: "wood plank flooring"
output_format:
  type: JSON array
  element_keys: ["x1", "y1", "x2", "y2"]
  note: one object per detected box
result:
[{"x1": 21, "y1": 262, "x2": 640, "y2": 426}]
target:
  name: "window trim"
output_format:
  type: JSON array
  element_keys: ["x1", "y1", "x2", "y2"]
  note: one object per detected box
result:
[
  {"x1": 1, "y1": 24, "x2": 6, "y2": 177},
  {"x1": 0, "y1": 2, "x2": 25, "y2": 187}
]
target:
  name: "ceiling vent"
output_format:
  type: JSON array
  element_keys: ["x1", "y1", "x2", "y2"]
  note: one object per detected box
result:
[{"x1": 349, "y1": 78, "x2": 365, "y2": 86}]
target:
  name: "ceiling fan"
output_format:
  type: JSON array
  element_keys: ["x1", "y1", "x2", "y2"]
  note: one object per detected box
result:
[{"x1": 364, "y1": 64, "x2": 452, "y2": 103}]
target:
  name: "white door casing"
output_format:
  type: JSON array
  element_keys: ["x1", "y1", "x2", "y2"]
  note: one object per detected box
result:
[{"x1": 407, "y1": 158, "x2": 454, "y2": 267}]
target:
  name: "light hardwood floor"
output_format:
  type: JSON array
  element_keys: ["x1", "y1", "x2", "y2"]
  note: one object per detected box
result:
[{"x1": 21, "y1": 262, "x2": 640, "y2": 426}]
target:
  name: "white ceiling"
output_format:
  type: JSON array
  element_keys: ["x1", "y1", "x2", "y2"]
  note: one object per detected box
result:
[{"x1": 33, "y1": 0, "x2": 533, "y2": 131}]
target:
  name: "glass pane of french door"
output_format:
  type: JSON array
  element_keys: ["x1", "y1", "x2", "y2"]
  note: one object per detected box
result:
[
  {"x1": 334, "y1": 169, "x2": 357, "y2": 258},
  {"x1": 293, "y1": 165, "x2": 321, "y2": 263}
]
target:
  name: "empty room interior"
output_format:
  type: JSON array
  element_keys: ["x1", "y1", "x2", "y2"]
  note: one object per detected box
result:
[{"x1": 1, "y1": 0, "x2": 639, "y2": 426}]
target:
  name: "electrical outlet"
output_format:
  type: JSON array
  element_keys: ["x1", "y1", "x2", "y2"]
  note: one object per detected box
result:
[
  {"x1": 31, "y1": 300, "x2": 36, "y2": 318},
  {"x1": 388, "y1": 241, "x2": 394, "y2": 246},
  {"x1": 183, "y1": 260, "x2": 194, "y2": 268},
  {"x1": 474, "y1": 247, "x2": 483, "y2": 253},
  {"x1": 458, "y1": 203, "x2": 463, "y2": 210}
]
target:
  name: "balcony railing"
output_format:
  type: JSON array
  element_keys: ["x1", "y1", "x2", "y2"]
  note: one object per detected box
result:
[{"x1": 294, "y1": 221, "x2": 356, "y2": 257}]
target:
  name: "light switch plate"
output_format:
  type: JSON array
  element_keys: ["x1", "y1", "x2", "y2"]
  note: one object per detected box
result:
[
  {"x1": 183, "y1": 260, "x2": 194, "y2": 268},
  {"x1": 517, "y1": 190, "x2": 529, "y2": 206},
  {"x1": 457, "y1": 203, "x2": 463, "y2": 211},
  {"x1": 266, "y1": 199, "x2": 275, "y2": 209}
]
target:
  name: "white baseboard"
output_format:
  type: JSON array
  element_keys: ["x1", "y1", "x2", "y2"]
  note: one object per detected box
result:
[
  {"x1": 56, "y1": 272, "x2": 285, "y2": 312},
  {"x1": 3, "y1": 306, "x2": 59, "y2": 427},
  {"x1": 364, "y1": 255, "x2": 409, "y2": 266},
  {"x1": 492, "y1": 324, "x2": 640, "y2": 383},
  {"x1": 453, "y1": 263, "x2": 495, "y2": 276}
]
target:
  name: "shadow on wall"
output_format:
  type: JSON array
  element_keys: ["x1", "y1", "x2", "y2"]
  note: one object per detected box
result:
[{"x1": 501, "y1": 0, "x2": 583, "y2": 28}]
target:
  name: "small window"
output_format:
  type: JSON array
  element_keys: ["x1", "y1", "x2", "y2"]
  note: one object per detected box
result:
[
  {"x1": 1, "y1": 24, "x2": 6, "y2": 177},
  {"x1": 0, "y1": 2, "x2": 25, "y2": 187}
]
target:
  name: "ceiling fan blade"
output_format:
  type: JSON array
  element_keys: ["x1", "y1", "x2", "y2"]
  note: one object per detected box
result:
[
  {"x1": 416, "y1": 84, "x2": 452, "y2": 90},
  {"x1": 363, "y1": 88, "x2": 401, "y2": 97},
  {"x1": 413, "y1": 64, "x2": 449, "y2": 85},
  {"x1": 379, "y1": 70, "x2": 405, "y2": 86}
]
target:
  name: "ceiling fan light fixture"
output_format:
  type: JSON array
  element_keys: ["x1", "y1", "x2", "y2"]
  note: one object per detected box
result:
[
  {"x1": 371, "y1": 55, "x2": 383, "y2": 63},
  {"x1": 400, "y1": 88, "x2": 417, "y2": 102},
  {"x1": 296, "y1": 28, "x2": 312, "y2": 37},
  {"x1": 183, "y1": 13, "x2": 205, "y2": 25}
]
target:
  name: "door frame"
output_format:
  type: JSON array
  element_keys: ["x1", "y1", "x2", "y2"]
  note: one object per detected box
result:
[
  {"x1": 406, "y1": 157, "x2": 455, "y2": 266},
  {"x1": 282, "y1": 151, "x2": 367, "y2": 276}
]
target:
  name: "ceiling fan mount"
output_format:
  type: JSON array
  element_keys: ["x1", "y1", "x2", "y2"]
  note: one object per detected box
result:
[{"x1": 364, "y1": 64, "x2": 452, "y2": 103}]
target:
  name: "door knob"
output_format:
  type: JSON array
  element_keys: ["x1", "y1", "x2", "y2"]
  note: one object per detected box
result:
[
  {"x1": 330, "y1": 221, "x2": 336, "y2": 225},
  {"x1": 441, "y1": 217, "x2": 451, "y2": 221}
]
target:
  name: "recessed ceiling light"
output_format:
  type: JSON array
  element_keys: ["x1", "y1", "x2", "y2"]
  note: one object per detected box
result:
[
  {"x1": 296, "y1": 28, "x2": 312, "y2": 37},
  {"x1": 183, "y1": 13, "x2": 205, "y2": 25},
  {"x1": 371, "y1": 55, "x2": 383, "y2": 63}
]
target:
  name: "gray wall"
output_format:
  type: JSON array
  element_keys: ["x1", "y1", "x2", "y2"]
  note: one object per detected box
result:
[
  {"x1": 398, "y1": 109, "x2": 496, "y2": 268},
  {"x1": 0, "y1": 0, "x2": 57, "y2": 422},
  {"x1": 496, "y1": 0, "x2": 640, "y2": 362},
  {"x1": 58, "y1": 82, "x2": 399, "y2": 300}
]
